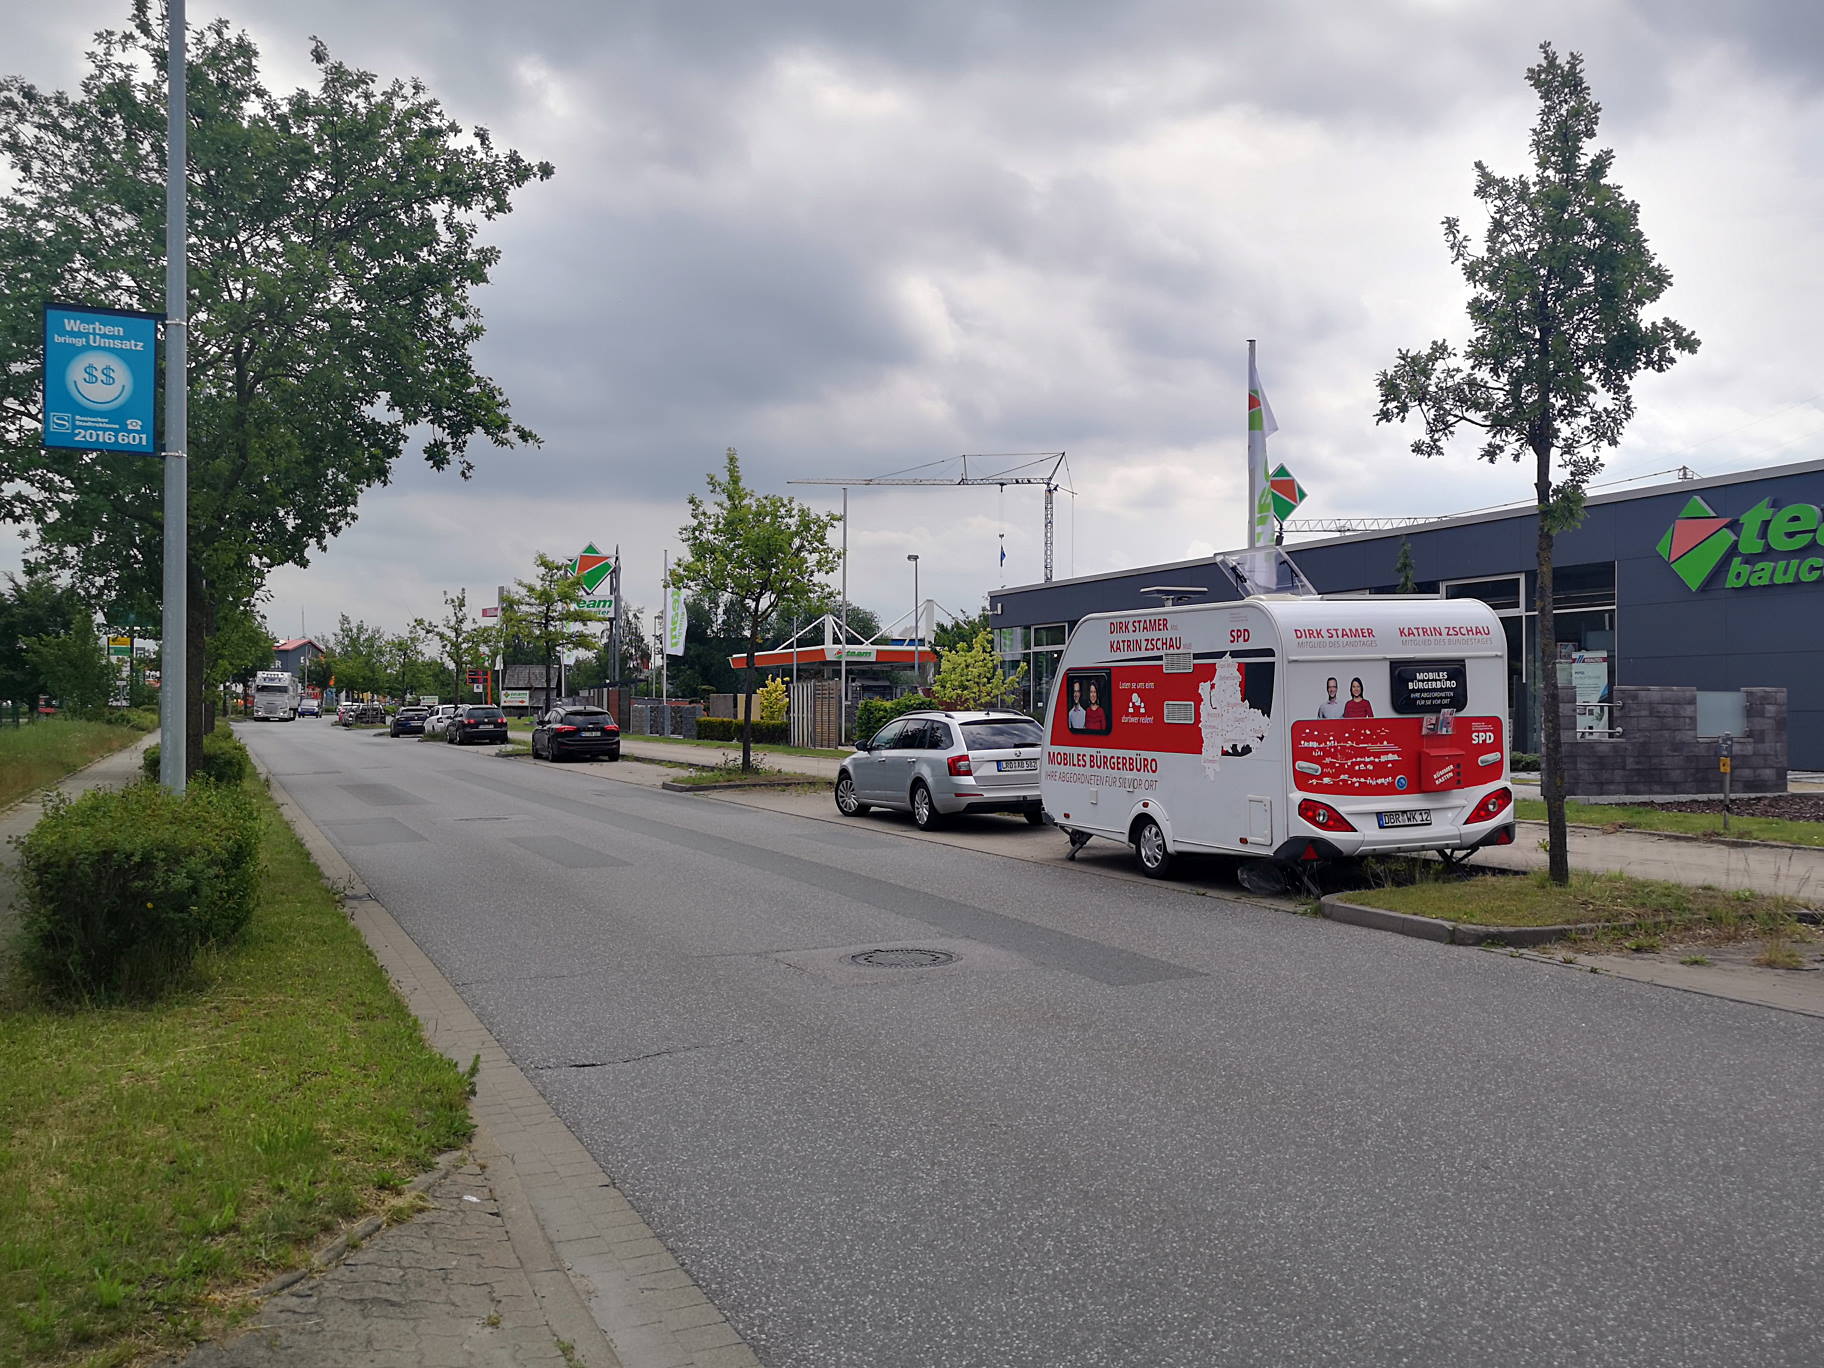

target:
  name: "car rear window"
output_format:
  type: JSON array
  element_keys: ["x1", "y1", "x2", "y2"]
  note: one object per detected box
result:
[
  {"x1": 564, "y1": 708, "x2": 612, "y2": 721},
  {"x1": 465, "y1": 707, "x2": 504, "y2": 719},
  {"x1": 962, "y1": 719, "x2": 1042, "y2": 751}
]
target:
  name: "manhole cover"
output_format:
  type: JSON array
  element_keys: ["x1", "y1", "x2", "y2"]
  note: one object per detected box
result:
[{"x1": 848, "y1": 948, "x2": 958, "y2": 969}]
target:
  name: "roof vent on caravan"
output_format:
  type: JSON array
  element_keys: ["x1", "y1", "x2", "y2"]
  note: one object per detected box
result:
[{"x1": 1215, "y1": 546, "x2": 1319, "y2": 600}]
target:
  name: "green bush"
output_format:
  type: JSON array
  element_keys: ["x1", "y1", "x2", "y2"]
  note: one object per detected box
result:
[
  {"x1": 1510, "y1": 751, "x2": 1542, "y2": 773},
  {"x1": 141, "y1": 728, "x2": 252, "y2": 785},
  {"x1": 16, "y1": 780, "x2": 263, "y2": 1000},
  {"x1": 104, "y1": 707, "x2": 160, "y2": 732},
  {"x1": 855, "y1": 694, "x2": 929, "y2": 743},
  {"x1": 696, "y1": 717, "x2": 789, "y2": 744}
]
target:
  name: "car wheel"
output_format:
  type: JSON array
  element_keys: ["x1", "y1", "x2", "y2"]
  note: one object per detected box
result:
[
  {"x1": 835, "y1": 774, "x2": 869, "y2": 816},
  {"x1": 1133, "y1": 816, "x2": 1174, "y2": 879},
  {"x1": 606, "y1": 751, "x2": 620, "y2": 762},
  {"x1": 910, "y1": 781, "x2": 944, "y2": 830},
  {"x1": 1024, "y1": 808, "x2": 1046, "y2": 826}
]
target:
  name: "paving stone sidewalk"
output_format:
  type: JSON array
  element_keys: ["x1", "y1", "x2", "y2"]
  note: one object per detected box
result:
[{"x1": 178, "y1": 1157, "x2": 597, "y2": 1368}]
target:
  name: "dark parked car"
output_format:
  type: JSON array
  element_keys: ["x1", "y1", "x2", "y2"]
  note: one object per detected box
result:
[
  {"x1": 532, "y1": 705, "x2": 622, "y2": 762},
  {"x1": 390, "y1": 705, "x2": 430, "y2": 737},
  {"x1": 446, "y1": 704, "x2": 509, "y2": 746}
]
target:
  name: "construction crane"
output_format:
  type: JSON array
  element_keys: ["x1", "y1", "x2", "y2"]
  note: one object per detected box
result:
[
  {"x1": 1284, "y1": 467, "x2": 1702, "y2": 537},
  {"x1": 791, "y1": 452, "x2": 1072, "y2": 581}
]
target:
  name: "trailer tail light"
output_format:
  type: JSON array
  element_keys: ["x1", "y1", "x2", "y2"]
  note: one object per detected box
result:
[
  {"x1": 1468, "y1": 787, "x2": 1513, "y2": 823},
  {"x1": 1490, "y1": 826, "x2": 1514, "y2": 845},
  {"x1": 1297, "y1": 799, "x2": 1356, "y2": 832},
  {"x1": 947, "y1": 754, "x2": 973, "y2": 777}
]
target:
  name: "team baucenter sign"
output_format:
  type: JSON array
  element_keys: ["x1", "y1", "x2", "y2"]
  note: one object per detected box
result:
[
  {"x1": 1658, "y1": 494, "x2": 1824, "y2": 591},
  {"x1": 42, "y1": 303, "x2": 160, "y2": 454},
  {"x1": 565, "y1": 543, "x2": 615, "y2": 614}
]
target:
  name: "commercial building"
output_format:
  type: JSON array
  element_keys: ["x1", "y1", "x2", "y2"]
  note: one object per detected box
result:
[{"x1": 991, "y1": 458, "x2": 1824, "y2": 767}]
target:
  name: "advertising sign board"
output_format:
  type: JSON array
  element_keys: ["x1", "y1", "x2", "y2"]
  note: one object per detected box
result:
[
  {"x1": 42, "y1": 303, "x2": 160, "y2": 454},
  {"x1": 502, "y1": 689, "x2": 530, "y2": 706}
]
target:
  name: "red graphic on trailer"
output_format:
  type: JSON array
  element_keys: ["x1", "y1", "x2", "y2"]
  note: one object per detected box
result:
[
  {"x1": 1051, "y1": 660, "x2": 1275, "y2": 759},
  {"x1": 1291, "y1": 717, "x2": 1503, "y2": 795}
]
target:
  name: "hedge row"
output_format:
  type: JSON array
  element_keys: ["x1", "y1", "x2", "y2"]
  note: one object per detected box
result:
[
  {"x1": 854, "y1": 694, "x2": 930, "y2": 743},
  {"x1": 16, "y1": 778, "x2": 263, "y2": 1001},
  {"x1": 141, "y1": 727, "x2": 253, "y2": 785},
  {"x1": 697, "y1": 717, "x2": 790, "y2": 745}
]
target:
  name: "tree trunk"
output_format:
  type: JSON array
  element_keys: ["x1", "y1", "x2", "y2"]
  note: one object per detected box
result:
[
  {"x1": 1535, "y1": 450, "x2": 1570, "y2": 885},
  {"x1": 185, "y1": 576, "x2": 210, "y2": 780}
]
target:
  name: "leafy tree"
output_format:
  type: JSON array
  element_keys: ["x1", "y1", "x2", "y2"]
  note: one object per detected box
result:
[
  {"x1": 767, "y1": 588, "x2": 881, "y2": 646},
  {"x1": 25, "y1": 611, "x2": 115, "y2": 716},
  {"x1": 934, "y1": 609, "x2": 988, "y2": 654},
  {"x1": 929, "y1": 630, "x2": 1026, "y2": 711},
  {"x1": 414, "y1": 589, "x2": 497, "y2": 703},
  {"x1": 0, "y1": 10, "x2": 551, "y2": 775},
  {"x1": 0, "y1": 573, "x2": 88, "y2": 709},
  {"x1": 1393, "y1": 540, "x2": 1418, "y2": 595},
  {"x1": 673, "y1": 448, "x2": 842, "y2": 770},
  {"x1": 321, "y1": 615, "x2": 390, "y2": 698},
  {"x1": 755, "y1": 676, "x2": 789, "y2": 724},
  {"x1": 1373, "y1": 43, "x2": 1697, "y2": 884},
  {"x1": 501, "y1": 553, "x2": 610, "y2": 705},
  {"x1": 203, "y1": 600, "x2": 273, "y2": 689}
]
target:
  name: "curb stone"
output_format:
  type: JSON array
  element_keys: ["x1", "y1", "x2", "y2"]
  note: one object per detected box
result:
[
  {"x1": 660, "y1": 776, "x2": 819, "y2": 792},
  {"x1": 1319, "y1": 892, "x2": 1611, "y2": 948},
  {"x1": 244, "y1": 744, "x2": 760, "y2": 1368}
]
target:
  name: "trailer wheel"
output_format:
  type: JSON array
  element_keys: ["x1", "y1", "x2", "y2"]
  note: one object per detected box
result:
[{"x1": 1133, "y1": 816, "x2": 1173, "y2": 879}]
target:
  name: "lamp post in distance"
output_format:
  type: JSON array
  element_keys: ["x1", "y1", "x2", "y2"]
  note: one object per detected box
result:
[{"x1": 906, "y1": 553, "x2": 921, "y2": 689}]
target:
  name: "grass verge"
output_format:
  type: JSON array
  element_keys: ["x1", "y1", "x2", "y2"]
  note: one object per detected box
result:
[
  {"x1": 1345, "y1": 867, "x2": 1802, "y2": 930},
  {"x1": 502, "y1": 718, "x2": 845, "y2": 761},
  {"x1": 0, "y1": 777, "x2": 473, "y2": 1367},
  {"x1": 0, "y1": 719, "x2": 146, "y2": 811},
  {"x1": 1515, "y1": 797, "x2": 1824, "y2": 847}
]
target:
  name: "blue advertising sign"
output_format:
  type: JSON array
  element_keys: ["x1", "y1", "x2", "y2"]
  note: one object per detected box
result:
[{"x1": 42, "y1": 302, "x2": 161, "y2": 454}]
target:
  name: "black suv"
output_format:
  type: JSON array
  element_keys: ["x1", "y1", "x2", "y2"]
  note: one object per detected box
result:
[
  {"x1": 446, "y1": 704, "x2": 509, "y2": 746},
  {"x1": 390, "y1": 705, "x2": 430, "y2": 738}
]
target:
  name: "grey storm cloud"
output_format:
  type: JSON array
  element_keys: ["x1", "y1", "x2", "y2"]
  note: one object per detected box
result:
[{"x1": 6, "y1": 0, "x2": 1822, "y2": 636}]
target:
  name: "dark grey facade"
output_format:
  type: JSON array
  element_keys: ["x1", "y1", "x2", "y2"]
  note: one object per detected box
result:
[{"x1": 990, "y1": 457, "x2": 1824, "y2": 769}]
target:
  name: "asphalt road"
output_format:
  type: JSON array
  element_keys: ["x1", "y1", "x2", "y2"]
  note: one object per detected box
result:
[{"x1": 243, "y1": 721, "x2": 1824, "y2": 1368}]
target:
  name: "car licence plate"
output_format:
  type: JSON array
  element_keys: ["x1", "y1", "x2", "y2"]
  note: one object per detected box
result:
[
  {"x1": 998, "y1": 758, "x2": 1037, "y2": 772},
  {"x1": 1377, "y1": 810, "x2": 1432, "y2": 829}
]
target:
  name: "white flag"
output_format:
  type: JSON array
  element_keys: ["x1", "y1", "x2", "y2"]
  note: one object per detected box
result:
[{"x1": 665, "y1": 585, "x2": 688, "y2": 655}]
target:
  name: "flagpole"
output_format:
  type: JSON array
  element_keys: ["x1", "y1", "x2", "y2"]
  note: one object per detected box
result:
[
  {"x1": 660, "y1": 551, "x2": 669, "y2": 736},
  {"x1": 1246, "y1": 338, "x2": 1262, "y2": 549}
]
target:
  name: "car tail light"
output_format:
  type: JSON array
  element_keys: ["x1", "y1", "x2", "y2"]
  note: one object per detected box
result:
[
  {"x1": 1468, "y1": 787, "x2": 1513, "y2": 823},
  {"x1": 947, "y1": 754, "x2": 973, "y2": 777},
  {"x1": 606, "y1": 725, "x2": 620, "y2": 733},
  {"x1": 555, "y1": 725, "x2": 578, "y2": 734},
  {"x1": 1297, "y1": 798, "x2": 1356, "y2": 832}
]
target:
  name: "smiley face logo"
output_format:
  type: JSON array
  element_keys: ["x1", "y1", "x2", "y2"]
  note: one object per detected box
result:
[{"x1": 67, "y1": 350, "x2": 132, "y2": 411}]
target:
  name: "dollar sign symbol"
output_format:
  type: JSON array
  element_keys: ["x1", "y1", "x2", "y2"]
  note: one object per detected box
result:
[
  {"x1": 83, "y1": 363, "x2": 100, "y2": 385},
  {"x1": 100, "y1": 365, "x2": 117, "y2": 386}
]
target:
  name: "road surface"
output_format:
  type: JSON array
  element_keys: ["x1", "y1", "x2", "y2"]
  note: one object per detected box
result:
[{"x1": 242, "y1": 720, "x2": 1824, "y2": 1368}]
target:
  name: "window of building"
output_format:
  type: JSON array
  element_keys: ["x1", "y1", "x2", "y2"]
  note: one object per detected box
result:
[{"x1": 1443, "y1": 576, "x2": 1523, "y2": 612}]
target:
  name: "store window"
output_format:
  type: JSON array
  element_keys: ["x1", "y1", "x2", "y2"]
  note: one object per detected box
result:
[{"x1": 1443, "y1": 576, "x2": 1523, "y2": 612}]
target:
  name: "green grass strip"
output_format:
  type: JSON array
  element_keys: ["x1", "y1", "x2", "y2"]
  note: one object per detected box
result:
[
  {"x1": 1515, "y1": 797, "x2": 1824, "y2": 847},
  {"x1": 0, "y1": 778, "x2": 473, "y2": 1367},
  {"x1": 0, "y1": 720, "x2": 145, "y2": 811},
  {"x1": 503, "y1": 717, "x2": 844, "y2": 759},
  {"x1": 1344, "y1": 868, "x2": 1799, "y2": 928}
]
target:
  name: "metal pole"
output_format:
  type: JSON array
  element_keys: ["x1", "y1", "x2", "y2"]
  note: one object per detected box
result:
[
  {"x1": 159, "y1": 0, "x2": 188, "y2": 792},
  {"x1": 839, "y1": 487, "x2": 848, "y2": 743},
  {"x1": 660, "y1": 551, "x2": 669, "y2": 736},
  {"x1": 907, "y1": 553, "x2": 920, "y2": 689}
]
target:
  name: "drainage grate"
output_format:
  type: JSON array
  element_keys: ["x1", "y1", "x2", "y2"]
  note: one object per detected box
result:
[{"x1": 848, "y1": 948, "x2": 958, "y2": 969}]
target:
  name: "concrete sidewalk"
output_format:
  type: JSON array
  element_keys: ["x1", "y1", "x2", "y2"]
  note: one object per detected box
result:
[{"x1": 1486, "y1": 819, "x2": 1824, "y2": 901}]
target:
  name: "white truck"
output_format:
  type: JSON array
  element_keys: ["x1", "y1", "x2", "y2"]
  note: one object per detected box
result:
[
  {"x1": 252, "y1": 670, "x2": 301, "y2": 721},
  {"x1": 1040, "y1": 552, "x2": 1514, "y2": 880}
]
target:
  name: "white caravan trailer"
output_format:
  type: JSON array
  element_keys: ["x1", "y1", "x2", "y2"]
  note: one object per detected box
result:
[
  {"x1": 252, "y1": 670, "x2": 300, "y2": 721},
  {"x1": 1040, "y1": 560, "x2": 1514, "y2": 878}
]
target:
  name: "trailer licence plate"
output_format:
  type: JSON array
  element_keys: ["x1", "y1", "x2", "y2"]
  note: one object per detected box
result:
[
  {"x1": 1377, "y1": 810, "x2": 1432, "y2": 829},
  {"x1": 998, "y1": 759, "x2": 1037, "y2": 772}
]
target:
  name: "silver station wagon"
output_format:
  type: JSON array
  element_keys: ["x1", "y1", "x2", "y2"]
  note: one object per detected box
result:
[{"x1": 835, "y1": 709, "x2": 1045, "y2": 829}]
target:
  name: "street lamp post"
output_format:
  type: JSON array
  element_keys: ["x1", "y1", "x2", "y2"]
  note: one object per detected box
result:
[{"x1": 907, "y1": 553, "x2": 920, "y2": 689}]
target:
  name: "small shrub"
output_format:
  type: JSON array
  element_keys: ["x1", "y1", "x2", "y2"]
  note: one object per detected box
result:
[
  {"x1": 696, "y1": 717, "x2": 789, "y2": 745},
  {"x1": 16, "y1": 780, "x2": 263, "y2": 1001},
  {"x1": 1510, "y1": 752, "x2": 1542, "y2": 773},
  {"x1": 104, "y1": 708, "x2": 160, "y2": 732},
  {"x1": 854, "y1": 694, "x2": 928, "y2": 743},
  {"x1": 141, "y1": 728, "x2": 252, "y2": 785}
]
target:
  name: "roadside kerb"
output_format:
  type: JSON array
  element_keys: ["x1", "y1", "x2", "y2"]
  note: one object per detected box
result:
[
  {"x1": 1319, "y1": 891, "x2": 1619, "y2": 948},
  {"x1": 659, "y1": 776, "x2": 818, "y2": 793},
  {"x1": 247, "y1": 746, "x2": 761, "y2": 1368}
]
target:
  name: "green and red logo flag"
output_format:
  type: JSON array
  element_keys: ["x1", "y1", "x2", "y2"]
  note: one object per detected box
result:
[
  {"x1": 1655, "y1": 496, "x2": 1736, "y2": 591},
  {"x1": 1267, "y1": 464, "x2": 1306, "y2": 522},
  {"x1": 566, "y1": 543, "x2": 614, "y2": 594}
]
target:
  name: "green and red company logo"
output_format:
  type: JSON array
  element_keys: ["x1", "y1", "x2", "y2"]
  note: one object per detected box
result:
[
  {"x1": 567, "y1": 543, "x2": 613, "y2": 594},
  {"x1": 1657, "y1": 495, "x2": 1824, "y2": 591}
]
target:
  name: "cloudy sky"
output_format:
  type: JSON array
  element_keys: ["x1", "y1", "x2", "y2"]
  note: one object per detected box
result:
[{"x1": 8, "y1": 0, "x2": 1823, "y2": 646}]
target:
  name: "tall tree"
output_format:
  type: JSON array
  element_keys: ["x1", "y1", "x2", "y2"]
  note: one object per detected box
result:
[
  {"x1": 414, "y1": 589, "x2": 497, "y2": 704},
  {"x1": 0, "y1": 573, "x2": 89, "y2": 710},
  {"x1": 0, "y1": 9, "x2": 551, "y2": 774},
  {"x1": 320, "y1": 615, "x2": 390, "y2": 698},
  {"x1": 934, "y1": 609, "x2": 989, "y2": 654},
  {"x1": 1374, "y1": 43, "x2": 1697, "y2": 884},
  {"x1": 24, "y1": 610, "x2": 116, "y2": 717},
  {"x1": 1393, "y1": 540, "x2": 1418, "y2": 595},
  {"x1": 500, "y1": 554, "x2": 610, "y2": 706},
  {"x1": 929, "y1": 629, "x2": 1026, "y2": 711},
  {"x1": 673, "y1": 448, "x2": 842, "y2": 770},
  {"x1": 203, "y1": 599, "x2": 274, "y2": 692}
]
